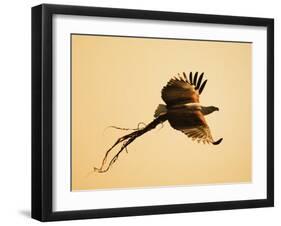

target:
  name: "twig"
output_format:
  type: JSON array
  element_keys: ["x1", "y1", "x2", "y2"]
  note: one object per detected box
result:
[
  {"x1": 94, "y1": 115, "x2": 167, "y2": 173},
  {"x1": 105, "y1": 122, "x2": 147, "y2": 132}
]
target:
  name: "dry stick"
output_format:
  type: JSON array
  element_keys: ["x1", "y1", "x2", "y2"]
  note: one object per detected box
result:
[
  {"x1": 105, "y1": 122, "x2": 147, "y2": 131},
  {"x1": 94, "y1": 114, "x2": 168, "y2": 173},
  {"x1": 106, "y1": 126, "x2": 139, "y2": 131}
]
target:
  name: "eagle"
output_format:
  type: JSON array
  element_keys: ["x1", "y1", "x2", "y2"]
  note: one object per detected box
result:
[
  {"x1": 94, "y1": 72, "x2": 222, "y2": 173},
  {"x1": 155, "y1": 72, "x2": 223, "y2": 145}
]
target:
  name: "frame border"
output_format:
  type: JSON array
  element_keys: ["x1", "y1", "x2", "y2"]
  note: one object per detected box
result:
[{"x1": 31, "y1": 4, "x2": 274, "y2": 221}]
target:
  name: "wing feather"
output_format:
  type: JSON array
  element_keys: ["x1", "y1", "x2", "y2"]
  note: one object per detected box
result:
[
  {"x1": 161, "y1": 72, "x2": 207, "y2": 106},
  {"x1": 167, "y1": 109, "x2": 216, "y2": 144}
]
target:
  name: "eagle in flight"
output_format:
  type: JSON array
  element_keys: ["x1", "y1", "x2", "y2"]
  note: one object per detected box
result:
[
  {"x1": 94, "y1": 72, "x2": 222, "y2": 173},
  {"x1": 155, "y1": 72, "x2": 223, "y2": 145}
]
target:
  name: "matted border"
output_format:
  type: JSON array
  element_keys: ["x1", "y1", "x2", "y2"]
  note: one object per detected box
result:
[
  {"x1": 55, "y1": 16, "x2": 265, "y2": 210},
  {"x1": 32, "y1": 4, "x2": 274, "y2": 221}
]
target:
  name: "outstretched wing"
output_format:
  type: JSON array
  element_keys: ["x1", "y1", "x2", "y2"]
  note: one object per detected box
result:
[
  {"x1": 167, "y1": 108, "x2": 222, "y2": 145},
  {"x1": 161, "y1": 72, "x2": 207, "y2": 106}
]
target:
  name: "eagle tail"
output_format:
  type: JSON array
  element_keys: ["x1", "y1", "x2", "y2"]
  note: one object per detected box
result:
[{"x1": 154, "y1": 104, "x2": 167, "y2": 118}]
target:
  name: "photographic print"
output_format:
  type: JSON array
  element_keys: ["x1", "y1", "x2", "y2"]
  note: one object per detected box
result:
[
  {"x1": 32, "y1": 4, "x2": 273, "y2": 221},
  {"x1": 71, "y1": 34, "x2": 252, "y2": 191}
]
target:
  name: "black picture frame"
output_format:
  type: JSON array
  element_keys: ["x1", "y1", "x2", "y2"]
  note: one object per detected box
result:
[{"x1": 32, "y1": 3, "x2": 274, "y2": 222}]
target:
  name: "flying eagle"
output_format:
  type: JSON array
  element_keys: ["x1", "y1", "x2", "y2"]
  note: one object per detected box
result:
[
  {"x1": 94, "y1": 72, "x2": 222, "y2": 173},
  {"x1": 156, "y1": 72, "x2": 223, "y2": 145}
]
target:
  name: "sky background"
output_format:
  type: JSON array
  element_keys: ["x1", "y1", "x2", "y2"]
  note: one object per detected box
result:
[{"x1": 71, "y1": 34, "x2": 252, "y2": 191}]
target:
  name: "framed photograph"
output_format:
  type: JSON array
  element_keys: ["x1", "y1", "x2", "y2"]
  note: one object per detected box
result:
[{"x1": 32, "y1": 4, "x2": 274, "y2": 221}]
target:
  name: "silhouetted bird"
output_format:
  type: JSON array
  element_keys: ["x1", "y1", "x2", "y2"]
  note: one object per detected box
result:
[{"x1": 155, "y1": 72, "x2": 223, "y2": 145}]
